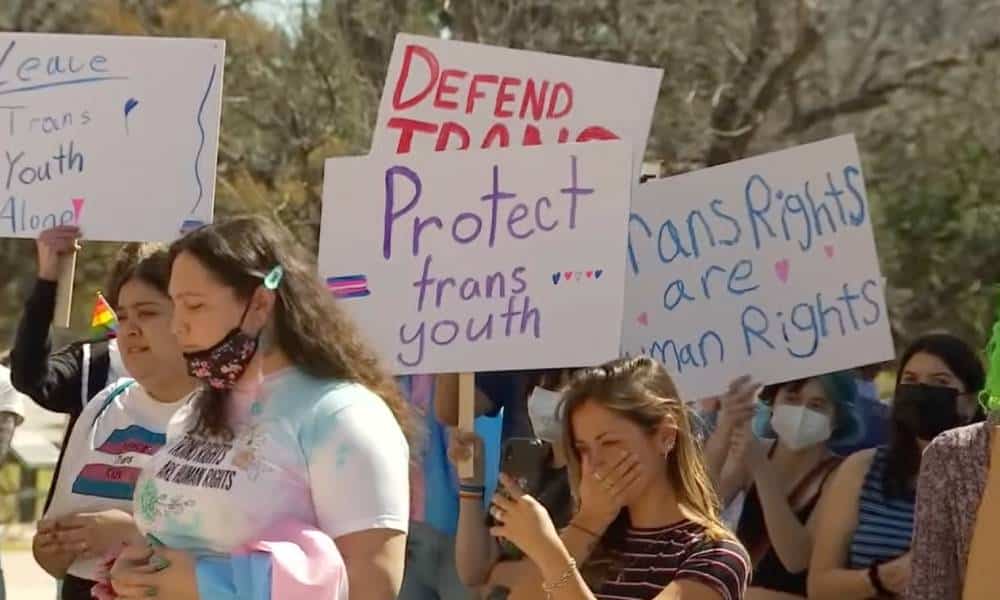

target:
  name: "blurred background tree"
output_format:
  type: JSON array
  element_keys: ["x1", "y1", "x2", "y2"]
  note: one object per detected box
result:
[{"x1": 1, "y1": 0, "x2": 998, "y2": 353}]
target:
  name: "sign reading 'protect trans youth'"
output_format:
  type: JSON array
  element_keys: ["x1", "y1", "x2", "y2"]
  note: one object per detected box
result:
[{"x1": 319, "y1": 142, "x2": 631, "y2": 374}]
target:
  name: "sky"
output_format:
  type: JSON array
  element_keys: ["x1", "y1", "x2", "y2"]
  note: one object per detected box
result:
[{"x1": 247, "y1": 0, "x2": 313, "y2": 32}]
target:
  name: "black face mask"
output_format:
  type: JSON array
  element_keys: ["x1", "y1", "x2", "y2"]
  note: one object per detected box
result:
[
  {"x1": 893, "y1": 383, "x2": 964, "y2": 440},
  {"x1": 182, "y1": 300, "x2": 260, "y2": 390},
  {"x1": 181, "y1": 266, "x2": 284, "y2": 390}
]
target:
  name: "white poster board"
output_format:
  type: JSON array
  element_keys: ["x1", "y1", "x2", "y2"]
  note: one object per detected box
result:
[
  {"x1": 319, "y1": 142, "x2": 632, "y2": 374},
  {"x1": 0, "y1": 33, "x2": 224, "y2": 241},
  {"x1": 623, "y1": 135, "x2": 894, "y2": 400},
  {"x1": 372, "y1": 33, "x2": 662, "y2": 181}
]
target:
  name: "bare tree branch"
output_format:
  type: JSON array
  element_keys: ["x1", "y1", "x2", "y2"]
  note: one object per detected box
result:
[
  {"x1": 785, "y1": 35, "x2": 1000, "y2": 133},
  {"x1": 705, "y1": 0, "x2": 826, "y2": 165},
  {"x1": 705, "y1": 0, "x2": 778, "y2": 165},
  {"x1": 302, "y1": 28, "x2": 341, "y2": 114},
  {"x1": 449, "y1": 0, "x2": 480, "y2": 42},
  {"x1": 841, "y1": 0, "x2": 894, "y2": 92}
]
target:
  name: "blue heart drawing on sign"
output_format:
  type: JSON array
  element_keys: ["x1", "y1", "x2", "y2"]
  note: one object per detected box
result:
[
  {"x1": 552, "y1": 272, "x2": 561, "y2": 285},
  {"x1": 180, "y1": 219, "x2": 205, "y2": 235},
  {"x1": 124, "y1": 98, "x2": 140, "y2": 134},
  {"x1": 594, "y1": 270, "x2": 604, "y2": 279}
]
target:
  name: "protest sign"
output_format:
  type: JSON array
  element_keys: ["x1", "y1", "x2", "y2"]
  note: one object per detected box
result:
[
  {"x1": 372, "y1": 33, "x2": 662, "y2": 181},
  {"x1": 318, "y1": 141, "x2": 631, "y2": 374},
  {"x1": 0, "y1": 33, "x2": 224, "y2": 241},
  {"x1": 623, "y1": 135, "x2": 894, "y2": 399}
]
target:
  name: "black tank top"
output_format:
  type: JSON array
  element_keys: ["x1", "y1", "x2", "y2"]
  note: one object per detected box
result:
[{"x1": 736, "y1": 454, "x2": 840, "y2": 596}]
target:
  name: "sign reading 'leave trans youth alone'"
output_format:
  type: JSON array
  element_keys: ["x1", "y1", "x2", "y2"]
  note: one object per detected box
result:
[
  {"x1": 0, "y1": 33, "x2": 224, "y2": 241},
  {"x1": 319, "y1": 142, "x2": 632, "y2": 375},
  {"x1": 372, "y1": 33, "x2": 662, "y2": 181},
  {"x1": 623, "y1": 135, "x2": 894, "y2": 399}
]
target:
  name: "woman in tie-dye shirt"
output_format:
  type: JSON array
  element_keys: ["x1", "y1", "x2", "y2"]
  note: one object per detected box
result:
[{"x1": 109, "y1": 217, "x2": 413, "y2": 600}]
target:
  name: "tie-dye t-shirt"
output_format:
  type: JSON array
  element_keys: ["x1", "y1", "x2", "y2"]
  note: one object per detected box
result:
[
  {"x1": 44, "y1": 378, "x2": 189, "y2": 581},
  {"x1": 133, "y1": 368, "x2": 409, "y2": 553}
]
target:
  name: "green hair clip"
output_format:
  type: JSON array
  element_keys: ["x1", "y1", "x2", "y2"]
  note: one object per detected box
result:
[
  {"x1": 264, "y1": 266, "x2": 284, "y2": 290},
  {"x1": 980, "y1": 297, "x2": 1000, "y2": 413}
]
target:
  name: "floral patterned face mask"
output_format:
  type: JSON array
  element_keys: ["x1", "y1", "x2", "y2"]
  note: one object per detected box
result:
[{"x1": 183, "y1": 267, "x2": 283, "y2": 390}]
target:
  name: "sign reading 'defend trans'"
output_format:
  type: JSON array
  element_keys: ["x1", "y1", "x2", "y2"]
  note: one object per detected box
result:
[
  {"x1": 318, "y1": 142, "x2": 631, "y2": 375},
  {"x1": 623, "y1": 135, "x2": 894, "y2": 400},
  {"x1": 0, "y1": 33, "x2": 224, "y2": 241},
  {"x1": 371, "y1": 33, "x2": 662, "y2": 182}
]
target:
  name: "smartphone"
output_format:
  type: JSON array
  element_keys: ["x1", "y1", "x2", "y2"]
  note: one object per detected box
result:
[
  {"x1": 489, "y1": 438, "x2": 553, "y2": 556},
  {"x1": 500, "y1": 437, "x2": 552, "y2": 496},
  {"x1": 487, "y1": 436, "x2": 551, "y2": 533}
]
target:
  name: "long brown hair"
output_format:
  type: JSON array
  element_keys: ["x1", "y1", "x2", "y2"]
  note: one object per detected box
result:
[
  {"x1": 885, "y1": 333, "x2": 984, "y2": 497},
  {"x1": 168, "y1": 216, "x2": 413, "y2": 443},
  {"x1": 559, "y1": 357, "x2": 731, "y2": 577}
]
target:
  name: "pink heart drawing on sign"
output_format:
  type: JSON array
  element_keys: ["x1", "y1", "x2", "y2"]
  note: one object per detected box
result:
[
  {"x1": 637, "y1": 312, "x2": 649, "y2": 326},
  {"x1": 71, "y1": 197, "x2": 85, "y2": 223},
  {"x1": 586, "y1": 271, "x2": 593, "y2": 278},
  {"x1": 824, "y1": 245, "x2": 835, "y2": 258},
  {"x1": 774, "y1": 259, "x2": 790, "y2": 283},
  {"x1": 564, "y1": 272, "x2": 573, "y2": 280}
]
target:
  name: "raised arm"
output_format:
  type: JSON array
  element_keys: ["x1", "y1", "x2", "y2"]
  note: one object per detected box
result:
[
  {"x1": 703, "y1": 377, "x2": 758, "y2": 498},
  {"x1": 10, "y1": 278, "x2": 89, "y2": 414},
  {"x1": 10, "y1": 227, "x2": 89, "y2": 413},
  {"x1": 448, "y1": 430, "x2": 502, "y2": 585}
]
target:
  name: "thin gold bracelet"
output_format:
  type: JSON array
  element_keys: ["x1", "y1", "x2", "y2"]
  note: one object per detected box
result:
[{"x1": 541, "y1": 558, "x2": 578, "y2": 599}]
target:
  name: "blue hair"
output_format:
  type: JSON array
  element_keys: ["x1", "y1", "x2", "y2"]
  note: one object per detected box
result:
[{"x1": 752, "y1": 371, "x2": 865, "y2": 447}]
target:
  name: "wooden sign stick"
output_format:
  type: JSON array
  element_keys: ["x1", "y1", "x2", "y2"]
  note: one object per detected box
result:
[
  {"x1": 457, "y1": 372, "x2": 476, "y2": 479},
  {"x1": 54, "y1": 250, "x2": 77, "y2": 328}
]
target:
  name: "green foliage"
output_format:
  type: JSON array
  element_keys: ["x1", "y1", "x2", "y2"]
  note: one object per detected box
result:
[{"x1": 1, "y1": 0, "x2": 999, "y2": 360}]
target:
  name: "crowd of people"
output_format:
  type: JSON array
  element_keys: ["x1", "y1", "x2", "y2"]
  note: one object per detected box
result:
[{"x1": 1, "y1": 217, "x2": 997, "y2": 600}]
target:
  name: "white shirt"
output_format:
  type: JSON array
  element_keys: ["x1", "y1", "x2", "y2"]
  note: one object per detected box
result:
[
  {"x1": 134, "y1": 368, "x2": 410, "y2": 554},
  {"x1": 44, "y1": 378, "x2": 190, "y2": 580},
  {"x1": 81, "y1": 340, "x2": 128, "y2": 407},
  {"x1": 0, "y1": 365, "x2": 27, "y2": 425},
  {"x1": 107, "y1": 340, "x2": 126, "y2": 382}
]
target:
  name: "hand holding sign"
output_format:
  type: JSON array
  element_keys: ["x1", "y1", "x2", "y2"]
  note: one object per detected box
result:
[
  {"x1": 448, "y1": 427, "x2": 485, "y2": 485},
  {"x1": 716, "y1": 376, "x2": 759, "y2": 434},
  {"x1": 36, "y1": 224, "x2": 81, "y2": 281}
]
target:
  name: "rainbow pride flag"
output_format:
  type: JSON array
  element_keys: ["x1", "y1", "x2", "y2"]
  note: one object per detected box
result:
[{"x1": 91, "y1": 292, "x2": 118, "y2": 336}]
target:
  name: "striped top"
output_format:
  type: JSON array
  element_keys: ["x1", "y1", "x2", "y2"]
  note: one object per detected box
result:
[
  {"x1": 847, "y1": 446, "x2": 915, "y2": 568},
  {"x1": 597, "y1": 520, "x2": 750, "y2": 600}
]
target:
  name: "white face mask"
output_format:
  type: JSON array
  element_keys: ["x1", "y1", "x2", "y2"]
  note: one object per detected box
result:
[
  {"x1": 527, "y1": 386, "x2": 563, "y2": 442},
  {"x1": 770, "y1": 405, "x2": 832, "y2": 451}
]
